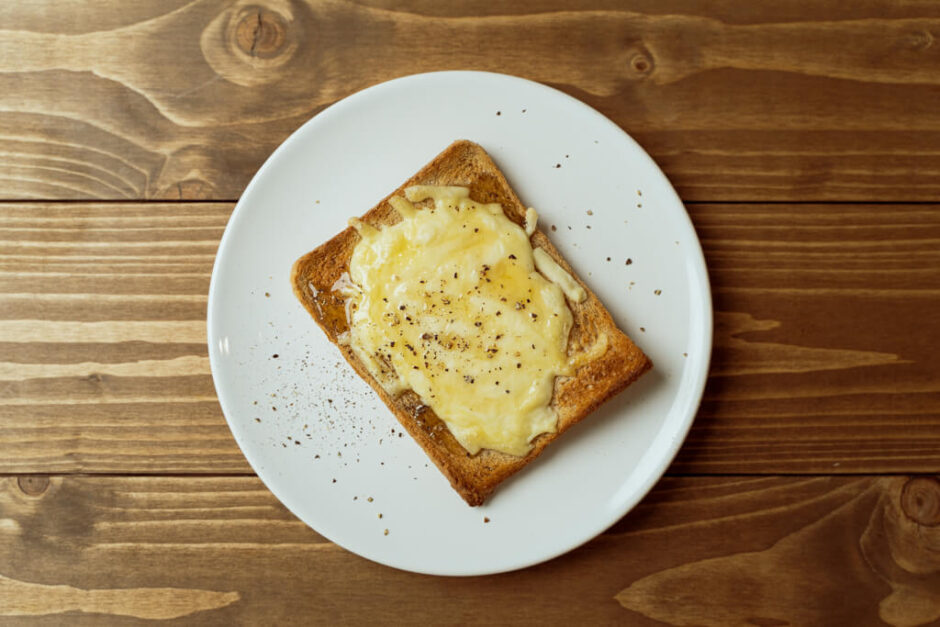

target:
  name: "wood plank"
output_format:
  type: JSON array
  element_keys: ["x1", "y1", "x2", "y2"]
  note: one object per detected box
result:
[
  {"x1": 1, "y1": 474, "x2": 938, "y2": 624},
  {"x1": 0, "y1": 202, "x2": 245, "y2": 473},
  {"x1": 1, "y1": 2, "x2": 939, "y2": 201},
  {"x1": 673, "y1": 203, "x2": 940, "y2": 473},
  {"x1": 0, "y1": 202, "x2": 938, "y2": 474}
]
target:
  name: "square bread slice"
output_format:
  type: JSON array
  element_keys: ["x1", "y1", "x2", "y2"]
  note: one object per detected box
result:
[{"x1": 291, "y1": 140, "x2": 651, "y2": 506}]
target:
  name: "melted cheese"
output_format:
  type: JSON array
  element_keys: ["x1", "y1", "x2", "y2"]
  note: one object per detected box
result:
[
  {"x1": 346, "y1": 186, "x2": 586, "y2": 456},
  {"x1": 533, "y1": 248, "x2": 586, "y2": 303},
  {"x1": 524, "y1": 207, "x2": 538, "y2": 236}
]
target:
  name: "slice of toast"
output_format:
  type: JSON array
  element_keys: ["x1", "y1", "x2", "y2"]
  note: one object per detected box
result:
[{"x1": 291, "y1": 140, "x2": 651, "y2": 506}]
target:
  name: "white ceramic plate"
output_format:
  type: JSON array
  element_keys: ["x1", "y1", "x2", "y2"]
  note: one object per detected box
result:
[{"x1": 208, "y1": 71, "x2": 711, "y2": 576}]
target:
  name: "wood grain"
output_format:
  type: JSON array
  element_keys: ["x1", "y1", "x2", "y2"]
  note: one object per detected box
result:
[
  {"x1": 673, "y1": 203, "x2": 940, "y2": 473},
  {"x1": 0, "y1": 201, "x2": 936, "y2": 475},
  {"x1": 1, "y1": 474, "x2": 938, "y2": 624},
  {"x1": 1, "y1": 1, "x2": 939, "y2": 201},
  {"x1": 0, "y1": 203, "x2": 243, "y2": 473}
]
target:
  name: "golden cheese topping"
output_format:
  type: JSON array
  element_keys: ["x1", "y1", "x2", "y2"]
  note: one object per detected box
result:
[
  {"x1": 345, "y1": 186, "x2": 587, "y2": 456},
  {"x1": 533, "y1": 248, "x2": 586, "y2": 303},
  {"x1": 524, "y1": 207, "x2": 538, "y2": 236}
]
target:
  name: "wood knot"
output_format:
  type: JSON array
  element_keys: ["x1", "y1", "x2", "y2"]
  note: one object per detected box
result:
[
  {"x1": 155, "y1": 179, "x2": 215, "y2": 200},
  {"x1": 901, "y1": 476, "x2": 940, "y2": 526},
  {"x1": 235, "y1": 8, "x2": 288, "y2": 58},
  {"x1": 17, "y1": 475, "x2": 49, "y2": 496},
  {"x1": 200, "y1": 1, "x2": 301, "y2": 87},
  {"x1": 630, "y1": 52, "x2": 654, "y2": 76},
  {"x1": 902, "y1": 29, "x2": 934, "y2": 52}
]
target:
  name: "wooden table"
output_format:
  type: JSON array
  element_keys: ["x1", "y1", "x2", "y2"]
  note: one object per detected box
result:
[{"x1": 2, "y1": 2, "x2": 939, "y2": 624}]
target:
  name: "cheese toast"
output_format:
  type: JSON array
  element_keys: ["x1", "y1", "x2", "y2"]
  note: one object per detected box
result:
[{"x1": 291, "y1": 140, "x2": 651, "y2": 505}]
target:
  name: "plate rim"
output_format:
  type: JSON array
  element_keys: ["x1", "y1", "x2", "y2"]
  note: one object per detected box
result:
[{"x1": 207, "y1": 70, "x2": 713, "y2": 576}]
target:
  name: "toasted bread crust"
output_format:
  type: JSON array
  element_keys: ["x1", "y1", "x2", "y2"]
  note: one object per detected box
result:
[{"x1": 291, "y1": 140, "x2": 651, "y2": 505}]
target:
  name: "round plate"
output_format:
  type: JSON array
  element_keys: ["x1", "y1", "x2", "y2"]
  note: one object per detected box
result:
[{"x1": 208, "y1": 71, "x2": 711, "y2": 576}]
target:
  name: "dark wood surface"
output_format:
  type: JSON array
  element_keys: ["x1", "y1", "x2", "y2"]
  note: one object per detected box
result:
[
  {"x1": 1, "y1": 1, "x2": 940, "y2": 202},
  {"x1": 3, "y1": 475, "x2": 939, "y2": 624},
  {"x1": 1, "y1": 1, "x2": 938, "y2": 624}
]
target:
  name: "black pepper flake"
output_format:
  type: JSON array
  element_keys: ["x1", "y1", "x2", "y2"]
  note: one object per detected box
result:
[
  {"x1": 496, "y1": 311, "x2": 502, "y2": 316},
  {"x1": 398, "y1": 305, "x2": 406, "y2": 310},
  {"x1": 272, "y1": 353, "x2": 279, "y2": 358},
  {"x1": 464, "y1": 375, "x2": 475, "y2": 384},
  {"x1": 484, "y1": 517, "x2": 490, "y2": 523},
  {"x1": 508, "y1": 254, "x2": 516, "y2": 260},
  {"x1": 474, "y1": 228, "x2": 479, "y2": 233},
  {"x1": 554, "y1": 163, "x2": 561, "y2": 168},
  {"x1": 654, "y1": 289, "x2": 662, "y2": 295},
  {"x1": 474, "y1": 321, "x2": 482, "y2": 327},
  {"x1": 496, "y1": 111, "x2": 501, "y2": 116},
  {"x1": 625, "y1": 258, "x2": 633, "y2": 265},
  {"x1": 551, "y1": 224, "x2": 557, "y2": 231},
  {"x1": 453, "y1": 272, "x2": 458, "y2": 279},
  {"x1": 390, "y1": 341, "x2": 395, "y2": 347},
  {"x1": 606, "y1": 257, "x2": 611, "y2": 262}
]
